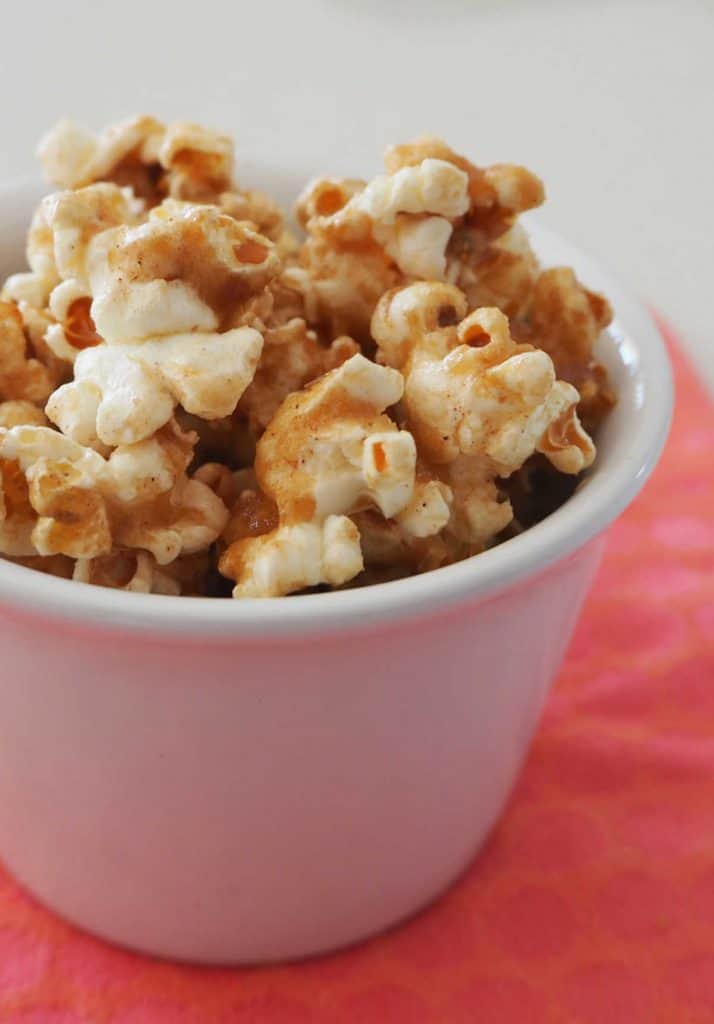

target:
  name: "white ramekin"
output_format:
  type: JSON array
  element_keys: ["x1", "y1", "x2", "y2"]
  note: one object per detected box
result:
[{"x1": 0, "y1": 180, "x2": 672, "y2": 963}]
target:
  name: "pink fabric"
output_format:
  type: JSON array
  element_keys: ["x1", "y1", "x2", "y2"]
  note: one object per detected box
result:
[{"x1": 0, "y1": 319, "x2": 711, "y2": 1023}]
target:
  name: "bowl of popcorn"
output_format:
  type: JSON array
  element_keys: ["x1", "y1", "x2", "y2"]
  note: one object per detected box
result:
[{"x1": 0, "y1": 116, "x2": 671, "y2": 963}]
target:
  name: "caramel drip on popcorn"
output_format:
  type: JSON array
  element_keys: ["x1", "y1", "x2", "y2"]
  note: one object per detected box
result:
[{"x1": 64, "y1": 298, "x2": 102, "y2": 350}]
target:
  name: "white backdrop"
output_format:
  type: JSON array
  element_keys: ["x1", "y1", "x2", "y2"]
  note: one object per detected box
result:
[{"x1": 1, "y1": 0, "x2": 711, "y2": 389}]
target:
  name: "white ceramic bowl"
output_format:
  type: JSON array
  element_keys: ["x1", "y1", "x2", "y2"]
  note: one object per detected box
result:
[{"x1": 0, "y1": 180, "x2": 672, "y2": 964}]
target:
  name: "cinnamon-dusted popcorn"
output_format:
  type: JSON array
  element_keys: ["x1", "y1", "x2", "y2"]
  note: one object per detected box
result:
[
  {"x1": 372, "y1": 282, "x2": 594, "y2": 472},
  {"x1": 46, "y1": 202, "x2": 279, "y2": 446},
  {"x1": 87, "y1": 201, "x2": 280, "y2": 342},
  {"x1": 372, "y1": 282, "x2": 595, "y2": 543},
  {"x1": 291, "y1": 138, "x2": 544, "y2": 343},
  {"x1": 288, "y1": 160, "x2": 469, "y2": 342},
  {"x1": 225, "y1": 515, "x2": 363, "y2": 599},
  {"x1": 514, "y1": 266, "x2": 614, "y2": 431},
  {"x1": 220, "y1": 353, "x2": 446, "y2": 596},
  {"x1": 0, "y1": 421, "x2": 228, "y2": 563},
  {"x1": 38, "y1": 116, "x2": 293, "y2": 246},
  {"x1": 0, "y1": 119, "x2": 613, "y2": 597},
  {"x1": 48, "y1": 325, "x2": 264, "y2": 447},
  {"x1": 385, "y1": 136, "x2": 544, "y2": 247}
]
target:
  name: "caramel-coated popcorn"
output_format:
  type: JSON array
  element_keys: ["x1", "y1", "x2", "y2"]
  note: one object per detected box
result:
[
  {"x1": 0, "y1": 117, "x2": 614, "y2": 598},
  {"x1": 372, "y1": 282, "x2": 595, "y2": 543},
  {"x1": 220, "y1": 353, "x2": 449, "y2": 596}
]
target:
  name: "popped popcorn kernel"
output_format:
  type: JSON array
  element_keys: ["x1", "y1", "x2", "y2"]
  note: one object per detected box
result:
[
  {"x1": 220, "y1": 354, "x2": 432, "y2": 596},
  {"x1": 292, "y1": 137, "x2": 546, "y2": 344},
  {"x1": 0, "y1": 300, "x2": 57, "y2": 404},
  {"x1": 88, "y1": 202, "x2": 280, "y2": 342},
  {"x1": 514, "y1": 266, "x2": 614, "y2": 431},
  {"x1": 372, "y1": 282, "x2": 595, "y2": 544}
]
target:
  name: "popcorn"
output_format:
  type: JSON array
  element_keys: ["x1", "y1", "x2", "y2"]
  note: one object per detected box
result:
[
  {"x1": 87, "y1": 202, "x2": 280, "y2": 342},
  {"x1": 0, "y1": 422, "x2": 228, "y2": 563},
  {"x1": 289, "y1": 161, "x2": 470, "y2": 343},
  {"x1": 514, "y1": 267, "x2": 614, "y2": 430},
  {"x1": 73, "y1": 551, "x2": 181, "y2": 594},
  {"x1": 0, "y1": 118, "x2": 612, "y2": 597},
  {"x1": 157, "y1": 121, "x2": 234, "y2": 201},
  {"x1": 292, "y1": 138, "x2": 545, "y2": 343},
  {"x1": 254, "y1": 354, "x2": 413, "y2": 520},
  {"x1": 48, "y1": 325, "x2": 264, "y2": 447},
  {"x1": 353, "y1": 504, "x2": 468, "y2": 574},
  {"x1": 238, "y1": 315, "x2": 359, "y2": 433},
  {"x1": 38, "y1": 115, "x2": 295, "y2": 244},
  {"x1": 284, "y1": 235, "x2": 399, "y2": 344},
  {"x1": 46, "y1": 284, "x2": 103, "y2": 364},
  {"x1": 225, "y1": 515, "x2": 363, "y2": 599},
  {"x1": 452, "y1": 224, "x2": 540, "y2": 319},
  {"x1": 38, "y1": 115, "x2": 164, "y2": 196},
  {"x1": 46, "y1": 203, "x2": 279, "y2": 446},
  {"x1": 0, "y1": 300, "x2": 57, "y2": 404},
  {"x1": 372, "y1": 282, "x2": 595, "y2": 543},
  {"x1": 220, "y1": 353, "x2": 440, "y2": 596},
  {"x1": 384, "y1": 136, "x2": 545, "y2": 241}
]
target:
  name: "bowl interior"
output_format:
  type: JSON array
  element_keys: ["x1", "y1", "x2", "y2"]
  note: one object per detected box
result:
[{"x1": 0, "y1": 175, "x2": 672, "y2": 636}]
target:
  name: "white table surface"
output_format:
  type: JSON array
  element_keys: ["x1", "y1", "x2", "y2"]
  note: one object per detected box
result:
[{"x1": 2, "y1": 0, "x2": 712, "y2": 391}]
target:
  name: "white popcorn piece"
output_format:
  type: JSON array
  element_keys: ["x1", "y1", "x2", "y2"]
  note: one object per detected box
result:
[
  {"x1": 293, "y1": 139, "x2": 547, "y2": 344},
  {"x1": 442, "y1": 454, "x2": 514, "y2": 545},
  {"x1": 0, "y1": 203, "x2": 61, "y2": 311},
  {"x1": 87, "y1": 203, "x2": 279, "y2": 343},
  {"x1": 38, "y1": 115, "x2": 164, "y2": 190},
  {"x1": 45, "y1": 183, "x2": 140, "y2": 287},
  {"x1": 395, "y1": 478, "x2": 453, "y2": 539},
  {"x1": 293, "y1": 160, "x2": 469, "y2": 327},
  {"x1": 231, "y1": 515, "x2": 363, "y2": 598},
  {"x1": 536, "y1": 390, "x2": 596, "y2": 473},
  {"x1": 47, "y1": 326, "x2": 264, "y2": 447},
  {"x1": 1, "y1": 272, "x2": 52, "y2": 310},
  {"x1": 381, "y1": 215, "x2": 454, "y2": 279},
  {"x1": 352, "y1": 159, "x2": 469, "y2": 225},
  {"x1": 158, "y1": 120, "x2": 234, "y2": 200}
]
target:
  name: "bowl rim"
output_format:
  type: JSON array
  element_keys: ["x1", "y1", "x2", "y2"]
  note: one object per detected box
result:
[{"x1": 0, "y1": 183, "x2": 673, "y2": 638}]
